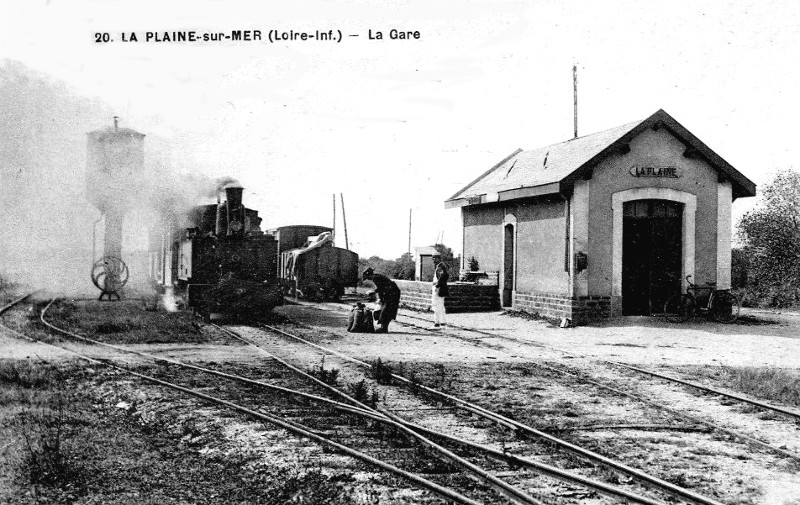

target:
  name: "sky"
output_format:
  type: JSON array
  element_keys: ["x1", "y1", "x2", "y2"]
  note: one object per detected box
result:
[{"x1": 1, "y1": 0, "x2": 799, "y2": 261}]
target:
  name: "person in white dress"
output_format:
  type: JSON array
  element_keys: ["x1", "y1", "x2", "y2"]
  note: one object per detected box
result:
[{"x1": 431, "y1": 261, "x2": 449, "y2": 329}]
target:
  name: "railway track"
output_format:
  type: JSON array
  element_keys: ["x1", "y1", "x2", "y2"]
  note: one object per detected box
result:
[
  {"x1": 4, "y1": 296, "x2": 793, "y2": 502},
  {"x1": 0, "y1": 296, "x2": 678, "y2": 505},
  {"x1": 395, "y1": 310, "x2": 800, "y2": 424},
  {"x1": 235, "y1": 318, "x2": 727, "y2": 505},
  {"x1": 302, "y1": 299, "x2": 800, "y2": 462},
  {"x1": 1, "y1": 297, "x2": 491, "y2": 504},
  {"x1": 268, "y1": 299, "x2": 800, "y2": 499}
]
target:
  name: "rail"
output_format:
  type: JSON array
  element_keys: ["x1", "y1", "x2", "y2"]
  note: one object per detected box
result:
[
  {"x1": 35, "y1": 299, "x2": 549, "y2": 505},
  {"x1": 21, "y1": 297, "x2": 670, "y2": 505},
  {"x1": 257, "y1": 321, "x2": 725, "y2": 505},
  {"x1": 18, "y1": 298, "x2": 480, "y2": 505}
]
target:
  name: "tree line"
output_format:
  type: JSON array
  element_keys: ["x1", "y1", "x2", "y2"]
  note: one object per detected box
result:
[
  {"x1": 734, "y1": 171, "x2": 800, "y2": 307},
  {"x1": 358, "y1": 244, "x2": 461, "y2": 282}
]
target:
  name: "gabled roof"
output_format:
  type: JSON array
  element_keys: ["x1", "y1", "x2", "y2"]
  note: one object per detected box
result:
[{"x1": 445, "y1": 109, "x2": 756, "y2": 208}]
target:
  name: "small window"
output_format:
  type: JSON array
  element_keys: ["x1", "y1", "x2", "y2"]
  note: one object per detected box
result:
[
  {"x1": 666, "y1": 204, "x2": 680, "y2": 217},
  {"x1": 623, "y1": 203, "x2": 634, "y2": 217}
]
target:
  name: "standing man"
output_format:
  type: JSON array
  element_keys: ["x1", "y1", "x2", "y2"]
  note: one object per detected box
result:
[
  {"x1": 362, "y1": 267, "x2": 401, "y2": 333},
  {"x1": 430, "y1": 260, "x2": 449, "y2": 329}
]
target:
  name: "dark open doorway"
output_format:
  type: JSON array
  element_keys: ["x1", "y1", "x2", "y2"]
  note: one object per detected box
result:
[
  {"x1": 622, "y1": 200, "x2": 682, "y2": 315},
  {"x1": 502, "y1": 223, "x2": 514, "y2": 307}
]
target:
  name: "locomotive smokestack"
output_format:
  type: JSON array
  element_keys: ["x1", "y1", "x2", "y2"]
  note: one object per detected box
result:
[
  {"x1": 215, "y1": 191, "x2": 227, "y2": 237},
  {"x1": 225, "y1": 184, "x2": 244, "y2": 237}
]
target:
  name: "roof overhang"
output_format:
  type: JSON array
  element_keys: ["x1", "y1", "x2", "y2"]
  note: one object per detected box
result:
[{"x1": 445, "y1": 182, "x2": 561, "y2": 209}]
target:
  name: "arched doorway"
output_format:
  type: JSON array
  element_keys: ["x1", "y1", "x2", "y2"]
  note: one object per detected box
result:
[
  {"x1": 622, "y1": 199, "x2": 683, "y2": 315},
  {"x1": 502, "y1": 223, "x2": 515, "y2": 307}
]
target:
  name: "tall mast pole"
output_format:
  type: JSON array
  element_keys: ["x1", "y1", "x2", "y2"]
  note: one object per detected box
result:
[
  {"x1": 340, "y1": 193, "x2": 349, "y2": 250},
  {"x1": 573, "y1": 63, "x2": 578, "y2": 139},
  {"x1": 408, "y1": 209, "x2": 412, "y2": 256}
]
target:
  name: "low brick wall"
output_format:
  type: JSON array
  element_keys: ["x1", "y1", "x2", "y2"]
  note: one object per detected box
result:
[
  {"x1": 512, "y1": 291, "x2": 573, "y2": 321},
  {"x1": 572, "y1": 296, "x2": 612, "y2": 324},
  {"x1": 513, "y1": 291, "x2": 611, "y2": 325},
  {"x1": 394, "y1": 280, "x2": 500, "y2": 313}
]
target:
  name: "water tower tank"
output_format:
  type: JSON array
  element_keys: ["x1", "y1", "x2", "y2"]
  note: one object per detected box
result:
[{"x1": 86, "y1": 118, "x2": 145, "y2": 213}]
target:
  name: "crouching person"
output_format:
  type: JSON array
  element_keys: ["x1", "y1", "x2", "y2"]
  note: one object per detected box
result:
[
  {"x1": 362, "y1": 267, "x2": 401, "y2": 333},
  {"x1": 347, "y1": 302, "x2": 375, "y2": 333}
]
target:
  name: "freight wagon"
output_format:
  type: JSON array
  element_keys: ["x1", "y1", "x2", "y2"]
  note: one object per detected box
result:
[{"x1": 272, "y1": 226, "x2": 359, "y2": 301}]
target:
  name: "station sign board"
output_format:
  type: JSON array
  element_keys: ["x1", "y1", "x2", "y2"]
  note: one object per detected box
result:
[{"x1": 629, "y1": 165, "x2": 683, "y2": 178}]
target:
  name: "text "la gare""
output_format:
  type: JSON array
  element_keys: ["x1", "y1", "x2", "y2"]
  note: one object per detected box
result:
[{"x1": 368, "y1": 29, "x2": 421, "y2": 40}]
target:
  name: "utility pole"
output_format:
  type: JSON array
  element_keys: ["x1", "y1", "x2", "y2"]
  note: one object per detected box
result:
[
  {"x1": 407, "y1": 208, "x2": 412, "y2": 256},
  {"x1": 332, "y1": 193, "x2": 336, "y2": 245},
  {"x1": 340, "y1": 193, "x2": 349, "y2": 250},
  {"x1": 573, "y1": 63, "x2": 578, "y2": 139}
]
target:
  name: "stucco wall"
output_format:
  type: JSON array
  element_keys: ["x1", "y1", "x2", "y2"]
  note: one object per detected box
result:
[
  {"x1": 462, "y1": 205, "x2": 504, "y2": 272},
  {"x1": 462, "y1": 197, "x2": 568, "y2": 295},
  {"x1": 510, "y1": 197, "x2": 569, "y2": 294},
  {"x1": 587, "y1": 127, "x2": 720, "y2": 297}
]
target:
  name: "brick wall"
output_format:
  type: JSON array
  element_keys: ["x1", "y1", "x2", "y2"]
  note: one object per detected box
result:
[
  {"x1": 512, "y1": 291, "x2": 611, "y2": 325},
  {"x1": 512, "y1": 291, "x2": 573, "y2": 321},
  {"x1": 394, "y1": 280, "x2": 500, "y2": 313},
  {"x1": 572, "y1": 296, "x2": 612, "y2": 324}
]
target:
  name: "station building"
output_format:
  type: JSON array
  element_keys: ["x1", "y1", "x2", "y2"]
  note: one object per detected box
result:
[{"x1": 445, "y1": 110, "x2": 756, "y2": 323}]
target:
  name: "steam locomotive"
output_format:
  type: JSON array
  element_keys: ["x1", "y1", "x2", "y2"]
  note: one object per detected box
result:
[{"x1": 148, "y1": 185, "x2": 359, "y2": 320}]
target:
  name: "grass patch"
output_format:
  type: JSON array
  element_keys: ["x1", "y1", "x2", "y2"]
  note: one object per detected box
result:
[
  {"x1": 1, "y1": 360, "x2": 382, "y2": 504},
  {"x1": 41, "y1": 299, "x2": 224, "y2": 344},
  {"x1": 721, "y1": 366, "x2": 800, "y2": 407},
  {"x1": 675, "y1": 365, "x2": 800, "y2": 408},
  {"x1": 0, "y1": 361, "x2": 91, "y2": 502}
]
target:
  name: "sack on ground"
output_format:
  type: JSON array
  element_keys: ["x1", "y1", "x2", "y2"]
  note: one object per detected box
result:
[{"x1": 347, "y1": 303, "x2": 375, "y2": 333}]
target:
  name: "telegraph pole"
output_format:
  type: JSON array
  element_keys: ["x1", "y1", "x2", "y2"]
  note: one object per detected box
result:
[
  {"x1": 407, "y1": 209, "x2": 412, "y2": 256},
  {"x1": 332, "y1": 193, "x2": 336, "y2": 245},
  {"x1": 340, "y1": 193, "x2": 349, "y2": 250},
  {"x1": 573, "y1": 63, "x2": 578, "y2": 139}
]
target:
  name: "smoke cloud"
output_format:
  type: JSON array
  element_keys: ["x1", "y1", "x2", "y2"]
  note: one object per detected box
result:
[{"x1": 0, "y1": 60, "x2": 226, "y2": 297}]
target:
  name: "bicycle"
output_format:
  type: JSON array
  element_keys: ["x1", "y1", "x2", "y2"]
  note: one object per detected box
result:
[{"x1": 663, "y1": 275, "x2": 741, "y2": 323}]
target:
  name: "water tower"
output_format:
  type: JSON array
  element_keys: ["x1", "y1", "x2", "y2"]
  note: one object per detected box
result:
[{"x1": 86, "y1": 117, "x2": 145, "y2": 300}]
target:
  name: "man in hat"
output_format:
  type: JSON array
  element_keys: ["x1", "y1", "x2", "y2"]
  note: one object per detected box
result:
[{"x1": 362, "y1": 267, "x2": 401, "y2": 333}]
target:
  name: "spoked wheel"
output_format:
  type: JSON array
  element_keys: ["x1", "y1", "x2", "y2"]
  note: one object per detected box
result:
[
  {"x1": 711, "y1": 290, "x2": 741, "y2": 323},
  {"x1": 91, "y1": 256, "x2": 129, "y2": 300},
  {"x1": 663, "y1": 294, "x2": 695, "y2": 323}
]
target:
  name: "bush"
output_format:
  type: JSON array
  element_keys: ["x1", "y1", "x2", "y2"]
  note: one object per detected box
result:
[
  {"x1": 307, "y1": 362, "x2": 340, "y2": 386},
  {"x1": 346, "y1": 380, "x2": 379, "y2": 408},
  {"x1": 369, "y1": 358, "x2": 393, "y2": 385}
]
